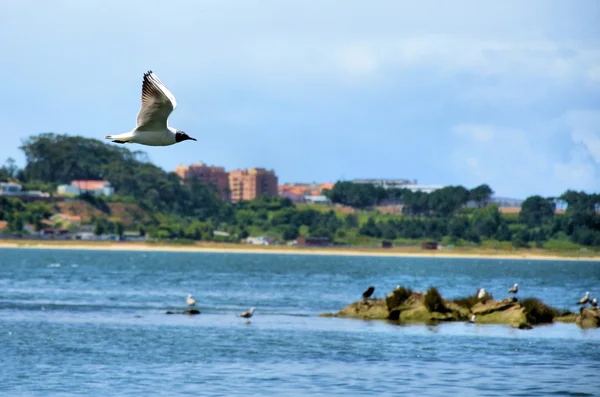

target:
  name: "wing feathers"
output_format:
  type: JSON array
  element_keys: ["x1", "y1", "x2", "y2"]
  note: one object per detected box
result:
[{"x1": 136, "y1": 71, "x2": 177, "y2": 129}]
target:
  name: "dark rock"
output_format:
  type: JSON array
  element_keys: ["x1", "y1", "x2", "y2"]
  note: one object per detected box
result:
[{"x1": 165, "y1": 309, "x2": 201, "y2": 315}]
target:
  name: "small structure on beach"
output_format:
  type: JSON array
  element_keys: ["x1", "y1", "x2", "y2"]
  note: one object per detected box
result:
[
  {"x1": 421, "y1": 241, "x2": 438, "y2": 250},
  {"x1": 296, "y1": 236, "x2": 330, "y2": 247}
]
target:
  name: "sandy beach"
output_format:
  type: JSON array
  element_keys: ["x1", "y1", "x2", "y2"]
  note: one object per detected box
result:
[{"x1": 0, "y1": 240, "x2": 598, "y2": 261}]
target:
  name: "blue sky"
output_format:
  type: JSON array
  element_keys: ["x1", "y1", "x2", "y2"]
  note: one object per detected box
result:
[{"x1": 0, "y1": 0, "x2": 599, "y2": 198}]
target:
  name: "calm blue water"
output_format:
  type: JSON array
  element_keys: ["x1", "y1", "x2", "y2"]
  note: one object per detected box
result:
[{"x1": 1, "y1": 248, "x2": 599, "y2": 397}]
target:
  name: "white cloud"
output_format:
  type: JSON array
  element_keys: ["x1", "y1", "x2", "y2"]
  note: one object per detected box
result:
[
  {"x1": 565, "y1": 110, "x2": 600, "y2": 163},
  {"x1": 336, "y1": 44, "x2": 378, "y2": 76},
  {"x1": 452, "y1": 124, "x2": 495, "y2": 143},
  {"x1": 450, "y1": 118, "x2": 600, "y2": 197},
  {"x1": 554, "y1": 147, "x2": 597, "y2": 189}
]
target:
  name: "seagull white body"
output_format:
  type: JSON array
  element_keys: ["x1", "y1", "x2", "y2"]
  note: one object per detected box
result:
[
  {"x1": 578, "y1": 291, "x2": 590, "y2": 305},
  {"x1": 106, "y1": 71, "x2": 196, "y2": 146},
  {"x1": 591, "y1": 298, "x2": 597, "y2": 308},
  {"x1": 239, "y1": 307, "x2": 255, "y2": 319},
  {"x1": 477, "y1": 288, "x2": 487, "y2": 299},
  {"x1": 186, "y1": 294, "x2": 196, "y2": 307},
  {"x1": 468, "y1": 315, "x2": 476, "y2": 323},
  {"x1": 508, "y1": 283, "x2": 518, "y2": 294}
]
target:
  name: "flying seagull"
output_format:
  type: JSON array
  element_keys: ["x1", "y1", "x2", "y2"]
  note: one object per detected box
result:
[
  {"x1": 186, "y1": 294, "x2": 196, "y2": 307},
  {"x1": 508, "y1": 283, "x2": 519, "y2": 294},
  {"x1": 362, "y1": 286, "x2": 375, "y2": 300},
  {"x1": 239, "y1": 307, "x2": 255, "y2": 319},
  {"x1": 105, "y1": 71, "x2": 196, "y2": 146},
  {"x1": 578, "y1": 291, "x2": 589, "y2": 305}
]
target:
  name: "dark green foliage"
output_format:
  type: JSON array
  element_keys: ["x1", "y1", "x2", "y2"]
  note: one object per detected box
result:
[
  {"x1": 452, "y1": 295, "x2": 480, "y2": 310},
  {"x1": 520, "y1": 196, "x2": 555, "y2": 227},
  {"x1": 3, "y1": 134, "x2": 599, "y2": 247},
  {"x1": 424, "y1": 287, "x2": 447, "y2": 313},
  {"x1": 469, "y1": 184, "x2": 493, "y2": 207},
  {"x1": 385, "y1": 285, "x2": 414, "y2": 312},
  {"x1": 520, "y1": 297, "x2": 560, "y2": 324}
]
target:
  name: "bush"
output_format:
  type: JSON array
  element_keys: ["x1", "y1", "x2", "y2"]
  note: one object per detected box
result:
[
  {"x1": 386, "y1": 285, "x2": 414, "y2": 311},
  {"x1": 452, "y1": 290, "x2": 495, "y2": 309},
  {"x1": 424, "y1": 287, "x2": 447, "y2": 313},
  {"x1": 452, "y1": 294, "x2": 480, "y2": 310},
  {"x1": 394, "y1": 286, "x2": 413, "y2": 303},
  {"x1": 520, "y1": 297, "x2": 560, "y2": 324}
]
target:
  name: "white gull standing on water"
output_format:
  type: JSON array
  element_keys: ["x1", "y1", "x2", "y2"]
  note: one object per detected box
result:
[
  {"x1": 239, "y1": 307, "x2": 255, "y2": 318},
  {"x1": 105, "y1": 71, "x2": 196, "y2": 146},
  {"x1": 186, "y1": 294, "x2": 196, "y2": 307}
]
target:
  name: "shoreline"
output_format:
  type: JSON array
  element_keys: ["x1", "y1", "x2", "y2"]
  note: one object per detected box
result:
[{"x1": 1, "y1": 240, "x2": 599, "y2": 261}]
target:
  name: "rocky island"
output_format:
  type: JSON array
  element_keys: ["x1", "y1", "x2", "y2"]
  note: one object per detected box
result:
[{"x1": 322, "y1": 286, "x2": 600, "y2": 329}]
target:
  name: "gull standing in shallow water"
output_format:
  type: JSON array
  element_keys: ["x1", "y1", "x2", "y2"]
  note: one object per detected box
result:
[
  {"x1": 105, "y1": 71, "x2": 196, "y2": 146},
  {"x1": 239, "y1": 307, "x2": 255, "y2": 324},
  {"x1": 186, "y1": 294, "x2": 196, "y2": 307}
]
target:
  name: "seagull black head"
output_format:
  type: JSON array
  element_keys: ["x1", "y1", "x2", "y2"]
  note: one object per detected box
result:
[{"x1": 175, "y1": 130, "x2": 197, "y2": 143}]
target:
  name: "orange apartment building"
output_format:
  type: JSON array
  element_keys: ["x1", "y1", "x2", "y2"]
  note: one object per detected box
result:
[
  {"x1": 278, "y1": 182, "x2": 334, "y2": 202},
  {"x1": 229, "y1": 168, "x2": 278, "y2": 203},
  {"x1": 174, "y1": 163, "x2": 230, "y2": 201},
  {"x1": 175, "y1": 163, "x2": 278, "y2": 202}
]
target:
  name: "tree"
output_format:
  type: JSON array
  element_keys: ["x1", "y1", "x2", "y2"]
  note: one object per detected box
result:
[
  {"x1": 360, "y1": 217, "x2": 381, "y2": 238},
  {"x1": 115, "y1": 222, "x2": 125, "y2": 239},
  {"x1": 94, "y1": 220, "x2": 105, "y2": 236},
  {"x1": 344, "y1": 213, "x2": 359, "y2": 228},
  {"x1": 2, "y1": 157, "x2": 18, "y2": 179},
  {"x1": 469, "y1": 184, "x2": 494, "y2": 207},
  {"x1": 519, "y1": 195, "x2": 555, "y2": 227}
]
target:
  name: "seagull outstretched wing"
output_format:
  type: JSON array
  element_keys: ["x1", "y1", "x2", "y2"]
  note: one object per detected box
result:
[{"x1": 136, "y1": 71, "x2": 178, "y2": 130}]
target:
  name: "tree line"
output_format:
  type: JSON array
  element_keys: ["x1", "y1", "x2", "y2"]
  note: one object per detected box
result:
[{"x1": 1, "y1": 133, "x2": 599, "y2": 248}]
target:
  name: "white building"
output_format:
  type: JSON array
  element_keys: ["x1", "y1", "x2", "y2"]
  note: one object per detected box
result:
[
  {"x1": 57, "y1": 180, "x2": 114, "y2": 197},
  {"x1": 352, "y1": 179, "x2": 415, "y2": 189},
  {"x1": 0, "y1": 182, "x2": 23, "y2": 195},
  {"x1": 402, "y1": 184, "x2": 444, "y2": 194},
  {"x1": 304, "y1": 195, "x2": 332, "y2": 204}
]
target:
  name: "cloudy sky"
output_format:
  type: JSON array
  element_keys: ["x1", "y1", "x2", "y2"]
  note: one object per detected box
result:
[{"x1": 0, "y1": 0, "x2": 598, "y2": 198}]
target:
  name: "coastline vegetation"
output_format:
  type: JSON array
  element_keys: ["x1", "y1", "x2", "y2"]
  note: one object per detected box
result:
[{"x1": 1, "y1": 133, "x2": 599, "y2": 255}]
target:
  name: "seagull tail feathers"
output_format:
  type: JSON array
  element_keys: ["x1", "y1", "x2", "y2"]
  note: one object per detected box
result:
[{"x1": 105, "y1": 132, "x2": 135, "y2": 144}]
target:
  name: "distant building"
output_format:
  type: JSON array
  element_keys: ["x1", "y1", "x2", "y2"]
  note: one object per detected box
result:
[
  {"x1": 352, "y1": 179, "x2": 415, "y2": 189},
  {"x1": 0, "y1": 182, "x2": 22, "y2": 195},
  {"x1": 57, "y1": 180, "x2": 114, "y2": 197},
  {"x1": 296, "y1": 236, "x2": 330, "y2": 247},
  {"x1": 402, "y1": 184, "x2": 444, "y2": 194},
  {"x1": 304, "y1": 195, "x2": 331, "y2": 205},
  {"x1": 278, "y1": 182, "x2": 334, "y2": 203},
  {"x1": 229, "y1": 168, "x2": 278, "y2": 203},
  {"x1": 1, "y1": 181, "x2": 51, "y2": 199},
  {"x1": 175, "y1": 163, "x2": 230, "y2": 201}
]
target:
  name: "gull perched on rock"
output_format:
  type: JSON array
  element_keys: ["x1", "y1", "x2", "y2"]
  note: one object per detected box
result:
[
  {"x1": 578, "y1": 291, "x2": 590, "y2": 305},
  {"x1": 106, "y1": 71, "x2": 196, "y2": 146},
  {"x1": 477, "y1": 288, "x2": 487, "y2": 300}
]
